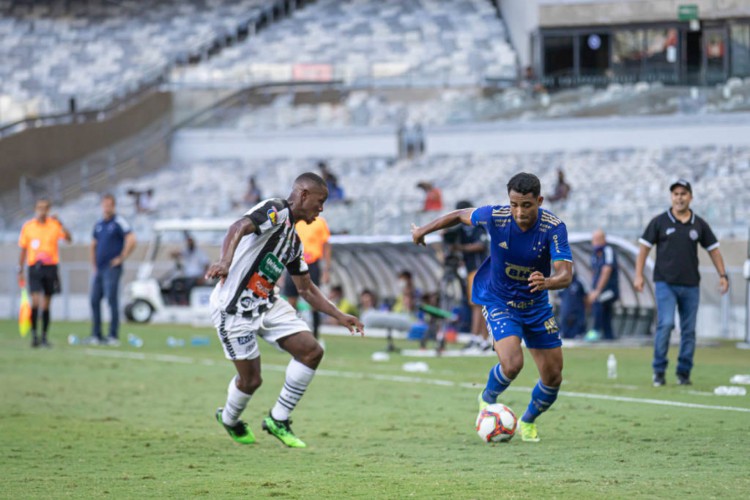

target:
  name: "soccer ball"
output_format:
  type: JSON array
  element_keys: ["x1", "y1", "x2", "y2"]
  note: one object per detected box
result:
[{"x1": 476, "y1": 404, "x2": 517, "y2": 443}]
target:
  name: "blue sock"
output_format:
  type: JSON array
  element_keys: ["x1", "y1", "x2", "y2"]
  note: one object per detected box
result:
[
  {"x1": 482, "y1": 363, "x2": 512, "y2": 404},
  {"x1": 522, "y1": 380, "x2": 560, "y2": 423}
]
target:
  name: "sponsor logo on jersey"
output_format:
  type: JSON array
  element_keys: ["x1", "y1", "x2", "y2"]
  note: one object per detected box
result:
[
  {"x1": 552, "y1": 234, "x2": 560, "y2": 253},
  {"x1": 267, "y1": 207, "x2": 278, "y2": 225},
  {"x1": 259, "y1": 253, "x2": 284, "y2": 281},
  {"x1": 666, "y1": 227, "x2": 676, "y2": 235},
  {"x1": 505, "y1": 262, "x2": 533, "y2": 281},
  {"x1": 247, "y1": 273, "x2": 273, "y2": 298}
]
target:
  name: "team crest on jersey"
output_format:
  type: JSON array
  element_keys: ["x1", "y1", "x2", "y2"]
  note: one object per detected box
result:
[
  {"x1": 499, "y1": 241, "x2": 508, "y2": 249},
  {"x1": 689, "y1": 229, "x2": 698, "y2": 240},
  {"x1": 267, "y1": 207, "x2": 278, "y2": 225}
]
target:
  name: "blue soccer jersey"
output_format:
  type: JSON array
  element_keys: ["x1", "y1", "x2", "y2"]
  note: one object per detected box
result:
[{"x1": 470, "y1": 205, "x2": 572, "y2": 308}]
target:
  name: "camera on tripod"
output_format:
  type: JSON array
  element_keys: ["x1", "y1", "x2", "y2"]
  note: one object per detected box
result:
[{"x1": 441, "y1": 226, "x2": 462, "y2": 272}]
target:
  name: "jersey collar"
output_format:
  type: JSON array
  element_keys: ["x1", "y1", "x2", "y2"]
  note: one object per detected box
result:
[{"x1": 666, "y1": 208, "x2": 694, "y2": 225}]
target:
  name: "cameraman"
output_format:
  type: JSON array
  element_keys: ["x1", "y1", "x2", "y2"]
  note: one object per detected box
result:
[{"x1": 445, "y1": 200, "x2": 490, "y2": 350}]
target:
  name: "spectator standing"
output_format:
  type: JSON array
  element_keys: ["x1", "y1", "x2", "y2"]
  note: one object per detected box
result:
[
  {"x1": 243, "y1": 176, "x2": 263, "y2": 206},
  {"x1": 318, "y1": 161, "x2": 344, "y2": 203},
  {"x1": 417, "y1": 181, "x2": 443, "y2": 212},
  {"x1": 88, "y1": 194, "x2": 137, "y2": 346},
  {"x1": 547, "y1": 169, "x2": 571, "y2": 203},
  {"x1": 17, "y1": 198, "x2": 72, "y2": 347},
  {"x1": 587, "y1": 229, "x2": 619, "y2": 340},
  {"x1": 634, "y1": 179, "x2": 729, "y2": 386},
  {"x1": 282, "y1": 215, "x2": 332, "y2": 340}
]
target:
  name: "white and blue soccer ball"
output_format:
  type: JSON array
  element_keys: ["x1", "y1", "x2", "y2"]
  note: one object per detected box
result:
[{"x1": 476, "y1": 403, "x2": 517, "y2": 443}]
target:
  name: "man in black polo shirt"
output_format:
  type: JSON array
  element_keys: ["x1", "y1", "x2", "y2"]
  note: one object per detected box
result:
[{"x1": 634, "y1": 179, "x2": 729, "y2": 386}]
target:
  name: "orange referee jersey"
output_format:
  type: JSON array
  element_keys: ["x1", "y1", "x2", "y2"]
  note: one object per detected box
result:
[
  {"x1": 18, "y1": 218, "x2": 67, "y2": 266},
  {"x1": 295, "y1": 216, "x2": 330, "y2": 264}
]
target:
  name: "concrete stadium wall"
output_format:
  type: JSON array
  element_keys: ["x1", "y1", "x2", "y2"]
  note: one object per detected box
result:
[
  {"x1": 0, "y1": 92, "x2": 173, "y2": 194},
  {"x1": 535, "y1": 0, "x2": 750, "y2": 27}
]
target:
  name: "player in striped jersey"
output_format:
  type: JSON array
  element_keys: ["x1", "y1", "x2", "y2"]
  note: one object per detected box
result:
[
  {"x1": 412, "y1": 173, "x2": 573, "y2": 442},
  {"x1": 208, "y1": 172, "x2": 364, "y2": 448}
]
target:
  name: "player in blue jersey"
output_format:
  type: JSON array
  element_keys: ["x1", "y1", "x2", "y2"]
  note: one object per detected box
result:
[{"x1": 412, "y1": 173, "x2": 572, "y2": 442}]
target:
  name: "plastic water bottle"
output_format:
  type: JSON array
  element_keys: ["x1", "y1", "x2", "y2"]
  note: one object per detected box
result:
[
  {"x1": 67, "y1": 334, "x2": 80, "y2": 346},
  {"x1": 166, "y1": 336, "x2": 185, "y2": 348},
  {"x1": 607, "y1": 354, "x2": 618, "y2": 379},
  {"x1": 190, "y1": 336, "x2": 210, "y2": 346},
  {"x1": 127, "y1": 333, "x2": 144, "y2": 348}
]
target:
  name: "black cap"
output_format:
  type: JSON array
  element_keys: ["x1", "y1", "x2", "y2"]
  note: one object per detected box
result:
[{"x1": 669, "y1": 179, "x2": 692, "y2": 193}]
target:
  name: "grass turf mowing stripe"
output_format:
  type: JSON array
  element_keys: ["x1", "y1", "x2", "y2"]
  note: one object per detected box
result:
[{"x1": 83, "y1": 348, "x2": 750, "y2": 414}]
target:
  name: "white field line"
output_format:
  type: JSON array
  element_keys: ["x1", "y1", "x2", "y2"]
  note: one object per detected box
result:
[{"x1": 83, "y1": 349, "x2": 750, "y2": 414}]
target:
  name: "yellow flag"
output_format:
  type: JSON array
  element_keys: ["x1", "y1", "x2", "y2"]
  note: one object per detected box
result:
[{"x1": 19, "y1": 287, "x2": 31, "y2": 337}]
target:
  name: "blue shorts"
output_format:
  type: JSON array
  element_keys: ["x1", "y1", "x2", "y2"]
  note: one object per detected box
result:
[{"x1": 482, "y1": 302, "x2": 562, "y2": 349}]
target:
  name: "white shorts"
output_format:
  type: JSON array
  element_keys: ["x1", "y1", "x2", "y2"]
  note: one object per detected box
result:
[{"x1": 211, "y1": 299, "x2": 310, "y2": 361}]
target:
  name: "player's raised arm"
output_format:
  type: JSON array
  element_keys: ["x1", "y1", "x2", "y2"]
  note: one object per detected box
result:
[
  {"x1": 411, "y1": 208, "x2": 474, "y2": 246},
  {"x1": 291, "y1": 273, "x2": 364, "y2": 336},
  {"x1": 205, "y1": 217, "x2": 257, "y2": 283}
]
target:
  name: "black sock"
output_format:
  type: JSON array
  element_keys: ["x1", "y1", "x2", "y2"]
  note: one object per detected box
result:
[
  {"x1": 31, "y1": 307, "x2": 39, "y2": 338},
  {"x1": 42, "y1": 310, "x2": 50, "y2": 340}
]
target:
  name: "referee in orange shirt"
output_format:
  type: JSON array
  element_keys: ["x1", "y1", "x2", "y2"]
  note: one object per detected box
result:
[
  {"x1": 282, "y1": 215, "x2": 331, "y2": 340},
  {"x1": 18, "y1": 198, "x2": 72, "y2": 347}
]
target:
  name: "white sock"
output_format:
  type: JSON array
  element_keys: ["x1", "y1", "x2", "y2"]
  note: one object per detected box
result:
[
  {"x1": 271, "y1": 359, "x2": 316, "y2": 421},
  {"x1": 222, "y1": 375, "x2": 252, "y2": 426},
  {"x1": 472, "y1": 334, "x2": 483, "y2": 343}
]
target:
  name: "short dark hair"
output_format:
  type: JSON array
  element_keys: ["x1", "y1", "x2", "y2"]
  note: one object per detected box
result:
[
  {"x1": 455, "y1": 200, "x2": 472, "y2": 210},
  {"x1": 294, "y1": 172, "x2": 327, "y2": 189},
  {"x1": 398, "y1": 270, "x2": 412, "y2": 280},
  {"x1": 507, "y1": 173, "x2": 541, "y2": 197}
]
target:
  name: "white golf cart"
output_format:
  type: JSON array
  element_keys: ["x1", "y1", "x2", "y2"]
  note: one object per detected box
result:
[{"x1": 123, "y1": 218, "x2": 232, "y2": 324}]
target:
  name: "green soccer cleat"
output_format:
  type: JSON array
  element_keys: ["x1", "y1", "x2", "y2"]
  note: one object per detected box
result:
[
  {"x1": 262, "y1": 414, "x2": 307, "y2": 448},
  {"x1": 215, "y1": 408, "x2": 255, "y2": 444},
  {"x1": 478, "y1": 392, "x2": 490, "y2": 411},
  {"x1": 519, "y1": 419, "x2": 540, "y2": 443}
]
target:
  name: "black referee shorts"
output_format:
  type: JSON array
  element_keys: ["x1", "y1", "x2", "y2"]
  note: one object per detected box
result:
[
  {"x1": 281, "y1": 261, "x2": 320, "y2": 298},
  {"x1": 28, "y1": 264, "x2": 61, "y2": 296}
]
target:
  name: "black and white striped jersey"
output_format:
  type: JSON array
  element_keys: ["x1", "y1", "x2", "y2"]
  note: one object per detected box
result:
[{"x1": 209, "y1": 198, "x2": 308, "y2": 316}]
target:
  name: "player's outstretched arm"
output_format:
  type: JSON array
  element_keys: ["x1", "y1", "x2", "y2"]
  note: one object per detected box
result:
[
  {"x1": 411, "y1": 208, "x2": 474, "y2": 246},
  {"x1": 205, "y1": 218, "x2": 256, "y2": 284},
  {"x1": 292, "y1": 273, "x2": 364, "y2": 336}
]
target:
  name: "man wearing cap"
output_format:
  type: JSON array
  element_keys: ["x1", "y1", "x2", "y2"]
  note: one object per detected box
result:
[{"x1": 634, "y1": 179, "x2": 729, "y2": 386}]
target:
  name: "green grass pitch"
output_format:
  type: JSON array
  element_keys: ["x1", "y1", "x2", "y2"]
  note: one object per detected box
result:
[{"x1": 1, "y1": 320, "x2": 749, "y2": 499}]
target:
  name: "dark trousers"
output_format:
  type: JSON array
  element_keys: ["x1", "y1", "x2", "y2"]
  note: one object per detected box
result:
[
  {"x1": 593, "y1": 298, "x2": 616, "y2": 340},
  {"x1": 91, "y1": 265, "x2": 123, "y2": 339}
]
